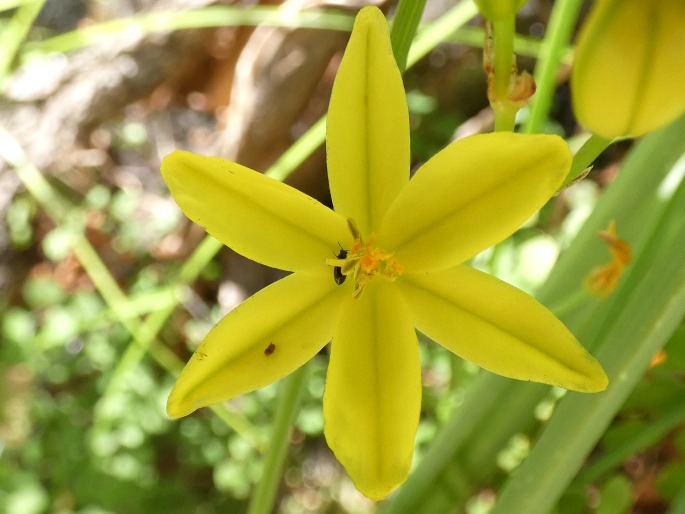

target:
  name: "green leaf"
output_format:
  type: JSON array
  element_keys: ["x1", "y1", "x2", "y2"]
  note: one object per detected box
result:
[
  {"x1": 492, "y1": 113, "x2": 685, "y2": 514},
  {"x1": 384, "y1": 112, "x2": 685, "y2": 514},
  {"x1": 390, "y1": 0, "x2": 427, "y2": 73}
]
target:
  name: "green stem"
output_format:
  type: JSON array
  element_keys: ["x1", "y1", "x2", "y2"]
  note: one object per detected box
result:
[
  {"x1": 446, "y1": 26, "x2": 572, "y2": 64},
  {"x1": 407, "y1": 1, "x2": 479, "y2": 68},
  {"x1": 28, "y1": 6, "x2": 354, "y2": 55},
  {"x1": 390, "y1": 0, "x2": 428, "y2": 74},
  {"x1": 94, "y1": 286, "x2": 183, "y2": 322},
  {"x1": 178, "y1": 234, "x2": 224, "y2": 282},
  {"x1": 524, "y1": 0, "x2": 584, "y2": 134},
  {"x1": 490, "y1": 16, "x2": 517, "y2": 132},
  {"x1": 0, "y1": 0, "x2": 46, "y2": 79},
  {"x1": 266, "y1": 116, "x2": 327, "y2": 182},
  {"x1": 563, "y1": 133, "x2": 614, "y2": 188},
  {"x1": 491, "y1": 17, "x2": 515, "y2": 102},
  {"x1": 246, "y1": 366, "x2": 309, "y2": 514},
  {"x1": 494, "y1": 105, "x2": 517, "y2": 132}
]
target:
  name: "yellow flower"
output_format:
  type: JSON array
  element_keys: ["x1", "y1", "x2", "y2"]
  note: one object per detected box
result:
[
  {"x1": 161, "y1": 6, "x2": 607, "y2": 500},
  {"x1": 572, "y1": 0, "x2": 685, "y2": 138}
]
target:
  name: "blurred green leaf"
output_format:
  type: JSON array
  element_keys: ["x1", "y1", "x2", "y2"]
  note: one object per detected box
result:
[
  {"x1": 658, "y1": 462, "x2": 685, "y2": 504},
  {"x1": 1, "y1": 307, "x2": 36, "y2": 345},
  {"x1": 5, "y1": 195, "x2": 35, "y2": 248},
  {"x1": 596, "y1": 475, "x2": 632, "y2": 514},
  {"x1": 22, "y1": 275, "x2": 66, "y2": 309},
  {"x1": 5, "y1": 478, "x2": 49, "y2": 514}
]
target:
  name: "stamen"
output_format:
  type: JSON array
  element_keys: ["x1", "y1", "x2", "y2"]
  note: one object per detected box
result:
[{"x1": 326, "y1": 218, "x2": 403, "y2": 297}]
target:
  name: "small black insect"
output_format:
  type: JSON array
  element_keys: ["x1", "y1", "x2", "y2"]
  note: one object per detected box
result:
[
  {"x1": 264, "y1": 342, "x2": 276, "y2": 356},
  {"x1": 333, "y1": 246, "x2": 348, "y2": 285}
]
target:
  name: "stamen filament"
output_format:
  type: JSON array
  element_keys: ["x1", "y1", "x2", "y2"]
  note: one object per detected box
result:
[{"x1": 326, "y1": 218, "x2": 403, "y2": 297}]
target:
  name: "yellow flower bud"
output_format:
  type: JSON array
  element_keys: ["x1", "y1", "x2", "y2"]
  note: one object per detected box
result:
[
  {"x1": 572, "y1": 0, "x2": 685, "y2": 138},
  {"x1": 474, "y1": 0, "x2": 527, "y2": 20}
]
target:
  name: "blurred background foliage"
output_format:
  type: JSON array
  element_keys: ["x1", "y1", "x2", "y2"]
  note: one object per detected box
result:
[{"x1": 0, "y1": 0, "x2": 684, "y2": 513}]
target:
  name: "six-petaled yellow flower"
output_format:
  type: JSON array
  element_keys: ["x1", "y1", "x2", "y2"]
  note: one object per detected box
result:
[{"x1": 161, "y1": 6, "x2": 607, "y2": 500}]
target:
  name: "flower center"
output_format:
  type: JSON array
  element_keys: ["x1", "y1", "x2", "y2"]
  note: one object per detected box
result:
[{"x1": 326, "y1": 218, "x2": 403, "y2": 298}]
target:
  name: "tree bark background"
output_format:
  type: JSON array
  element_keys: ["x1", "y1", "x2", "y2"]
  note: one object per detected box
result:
[{"x1": 0, "y1": 0, "x2": 377, "y2": 299}]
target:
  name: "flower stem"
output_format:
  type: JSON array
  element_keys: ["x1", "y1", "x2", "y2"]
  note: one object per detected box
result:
[
  {"x1": 494, "y1": 104, "x2": 518, "y2": 132},
  {"x1": 491, "y1": 17, "x2": 515, "y2": 101},
  {"x1": 246, "y1": 365, "x2": 309, "y2": 514},
  {"x1": 490, "y1": 16, "x2": 517, "y2": 132},
  {"x1": 407, "y1": 1, "x2": 479, "y2": 68},
  {"x1": 563, "y1": 133, "x2": 615, "y2": 188},
  {"x1": 0, "y1": 0, "x2": 47, "y2": 78},
  {"x1": 523, "y1": 0, "x2": 584, "y2": 134}
]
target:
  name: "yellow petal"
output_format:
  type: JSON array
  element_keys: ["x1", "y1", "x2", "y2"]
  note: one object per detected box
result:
[
  {"x1": 572, "y1": 0, "x2": 685, "y2": 138},
  {"x1": 162, "y1": 151, "x2": 350, "y2": 273},
  {"x1": 323, "y1": 280, "x2": 420, "y2": 500},
  {"x1": 378, "y1": 133, "x2": 571, "y2": 272},
  {"x1": 326, "y1": 6, "x2": 409, "y2": 237},
  {"x1": 167, "y1": 273, "x2": 346, "y2": 418},
  {"x1": 398, "y1": 266, "x2": 608, "y2": 392}
]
